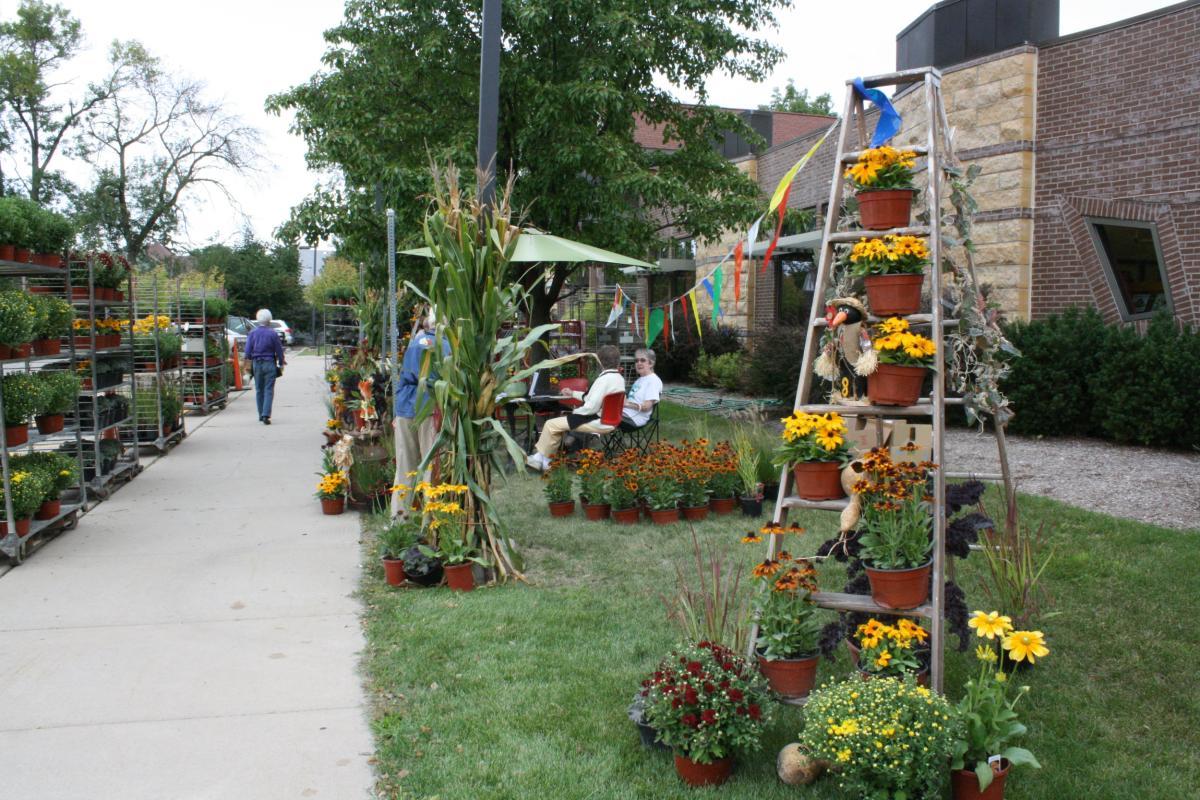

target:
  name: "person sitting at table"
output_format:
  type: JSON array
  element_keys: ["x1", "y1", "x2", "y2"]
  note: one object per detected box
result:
[
  {"x1": 525, "y1": 345, "x2": 625, "y2": 472},
  {"x1": 620, "y1": 347, "x2": 662, "y2": 429}
]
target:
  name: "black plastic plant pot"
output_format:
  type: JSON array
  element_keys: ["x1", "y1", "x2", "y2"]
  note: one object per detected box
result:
[{"x1": 740, "y1": 497, "x2": 764, "y2": 517}]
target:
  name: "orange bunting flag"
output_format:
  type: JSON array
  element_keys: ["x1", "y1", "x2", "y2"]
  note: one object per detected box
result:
[
  {"x1": 762, "y1": 184, "x2": 792, "y2": 272},
  {"x1": 733, "y1": 241, "x2": 743, "y2": 302}
]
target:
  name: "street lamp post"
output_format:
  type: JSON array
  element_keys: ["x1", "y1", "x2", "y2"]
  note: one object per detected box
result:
[{"x1": 477, "y1": 0, "x2": 501, "y2": 208}]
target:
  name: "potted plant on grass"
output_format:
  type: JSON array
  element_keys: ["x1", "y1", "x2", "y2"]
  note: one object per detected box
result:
[
  {"x1": 950, "y1": 612, "x2": 1047, "y2": 800},
  {"x1": 773, "y1": 411, "x2": 852, "y2": 501},
  {"x1": 859, "y1": 317, "x2": 937, "y2": 407},
  {"x1": 853, "y1": 617, "x2": 931, "y2": 686},
  {"x1": 844, "y1": 145, "x2": 919, "y2": 230},
  {"x1": 378, "y1": 516, "x2": 419, "y2": 586},
  {"x1": 401, "y1": 544, "x2": 443, "y2": 587},
  {"x1": 424, "y1": 535, "x2": 489, "y2": 592},
  {"x1": 576, "y1": 448, "x2": 611, "y2": 520},
  {"x1": 543, "y1": 453, "x2": 575, "y2": 517},
  {"x1": 706, "y1": 440, "x2": 740, "y2": 514},
  {"x1": 732, "y1": 427, "x2": 764, "y2": 517},
  {"x1": 314, "y1": 470, "x2": 349, "y2": 515},
  {"x1": 607, "y1": 464, "x2": 641, "y2": 525},
  {"x1": 800, "y1": 676, "x2": 961, "y2": 799},
  {"x1": 848, "y1": 234, "x2": 930, "y2": 316},
  {"x1": 749, "y1": 551, "x2": 822, "y2": 699},
  {"x1": 33, "y1": 371, "x2": 80, "y2": 434},
  {"x1": 852, "y1": 447, "x2": 936, "y2": 609},
  {"x1": 641, "y1": 641, "x2": 774, "y2": 787},
  {"x1": 642, "y1": 466, "x2": 682, "y2": 524},
  {"x1": 678, "y1": 441, "x2": 711, "y2": 521}
]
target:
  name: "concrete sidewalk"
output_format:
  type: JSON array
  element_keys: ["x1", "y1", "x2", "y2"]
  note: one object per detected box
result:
[{"x1": 0, "y1": 355, "x2": 375, "y2": 799}]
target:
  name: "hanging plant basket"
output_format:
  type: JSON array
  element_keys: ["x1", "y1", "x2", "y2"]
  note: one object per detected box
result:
[
  {"x1": 865, "y1": 560, "x2": 932, "y2": 610},
  {"x1": 863, "y1": 273, "x2": 924, "y2": 316},
  {"x1": 857, "y1": 189, "x2": 914, "y2": 230},
  {"x1": 791, "y1": 461, "x2": 845, "y2": 500},
  {"x1": 867, "y1": 364, "x2": 928, "y2": 407}
]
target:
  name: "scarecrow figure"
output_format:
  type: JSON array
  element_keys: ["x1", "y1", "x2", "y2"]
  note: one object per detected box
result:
[{"x1": 813, "y1": 296, "x2": 871, "y2": 404}]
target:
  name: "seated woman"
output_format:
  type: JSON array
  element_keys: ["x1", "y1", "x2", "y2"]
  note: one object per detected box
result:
[
  {"x1": 526, "y1": 345, "x2": 625, "y2": 471},
  {"x1": 620, "y1": 347, "x2": 662, "y2": 429}
]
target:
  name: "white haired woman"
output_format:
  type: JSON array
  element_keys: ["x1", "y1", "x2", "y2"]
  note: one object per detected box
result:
[{"x1": 244, "y1": 308, "x2": 286, "y2": 424}]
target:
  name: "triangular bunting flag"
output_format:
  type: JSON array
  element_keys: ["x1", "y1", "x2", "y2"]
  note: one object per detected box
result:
[{"x1": 712, "y1": 266, "x2": 723, "y2": 325}]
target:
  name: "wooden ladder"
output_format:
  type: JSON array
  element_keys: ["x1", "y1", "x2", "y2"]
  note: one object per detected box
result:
[{"x1": 753, "y1": 66, "x2": 1017, "y2": 695}]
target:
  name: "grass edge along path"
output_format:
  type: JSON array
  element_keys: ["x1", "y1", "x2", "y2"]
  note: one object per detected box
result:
[{"x1": 355, "y1": 414, "x2": 1199, "y2": 799}]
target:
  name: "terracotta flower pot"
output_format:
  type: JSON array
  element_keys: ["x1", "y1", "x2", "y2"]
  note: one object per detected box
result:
[
  {"x1": 740, "y1": 496, "x2": 764, "y2": 517},
  {"x1": 5, "y1": 424, "x2": 28, "y2": 446},
  {"x1": 382, "y1": 557, "x2": 406, "y2": 586},
  {"x1": 444, "y1": 563, "x2": 475, "y2": 592},
  {"x1": 32, "y1": 338, "x2": 61, "y2": 356},
  {"x1": 857, "y1": 189, "x2": 914, "y2": 230},
  {"x1": 757, "y1": 653, "x2": 819, "y2": 699},
  {"x1": 320, "y1": 497, "x2": 345, "y2": 515},
  {"x1": 35, "y1": 413, "x2": 64, "y2": 434},
  {"x1": 16, "y1": 343, "x2": 31, "y2": 358},
  {"x1": 548, "y1": 499, "x2": 575, "y2": 517},
  {"x1": 682, "y1": 504, "x2": 709, "y2": 522},
  {"x1": 611, "y1": 506, "x2": 640, "y2": 525},
  {"x1": 35, "y1": 498, "x2": 61, "y2": 520},
  {"x1": 674, "y1": 755, "x2": 733, "y2": 788},
  {"x1": 14, "y1": 247, "x2": 30, "y2": 262},
  {"x1": 791, "y1": 461, "x2": 845, "y2": 501},
  {"x1": 1, "y1": 518, "x2": 33, "y2": 536},
  {"x1": 867, "y1": 363, "x2": 928, "y2": 407},
  {"x1": 583, "y1": 502, "x2": 611, "y2": 521},
  {"x1": 649, "y1": 507, "x2": 681, "y2": 525},
  {"x1": 865, "y1": 561, "x2": 932, "y2": 610},
  {"x1": 709, "y1": 496, "x2": 737, "y2": 515},
  {"x1": 0, "y1": 244, "x2": 14, "y2": 260},
  {"x1": 863, "y1": 272, "x2": 924, "y2": 316},
  {"x1": 952, "y1": 758, "x2": 1010, "y2": 800}
]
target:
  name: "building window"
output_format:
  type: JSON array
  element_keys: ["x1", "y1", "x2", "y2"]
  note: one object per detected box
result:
[
  {"x1": 776, "y1": 251, "x2": 817, "y2": 326},
  {"x1": 1086, "y1": 218, "x2": 1171, "y2": 320}
]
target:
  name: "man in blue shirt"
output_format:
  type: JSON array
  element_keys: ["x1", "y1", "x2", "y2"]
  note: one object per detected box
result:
[
  {"x1": 245, "y1": 308, "x2": 286, "y2": 424},
  {"x1": 392, "y1": 309, "x2": 449, "y2": 517}
]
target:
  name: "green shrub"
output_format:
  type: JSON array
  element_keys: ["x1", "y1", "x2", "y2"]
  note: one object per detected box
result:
[
  {"x1": 25, "y1": 205, "x2": 73, "y2": 253},
  {"x1": 656, "y1": 321, "x2": 742, "y2": 381},
  {"x1": 0, "y1": 290, "x2": 36, "y2": 347},
  {"x1": 1, "y1": 372, "x2": 41, "y2": 425},
  {"x1": 0, "y1": 197, "x2": 31, "y2": 248},
  {"x1": 203, "y1": 297, "x2": 230, "y2": 319},
  {"x1": 691, "y1": 351, "x2": 742, "y2": 390},
  {"x1": 742, "y1": 325, "x2": 805, "y2": 400},
  {"x1": 35, "y1": 370, "x2": 80, "y2": 415}
]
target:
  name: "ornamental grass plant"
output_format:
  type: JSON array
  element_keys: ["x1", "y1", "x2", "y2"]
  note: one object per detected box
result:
[
  {"x1": 641, "y1": 640, "x2": 774, "y2": 764},
  {"x1": 800, "y1": 676, "x2": 962, "y2": 799}
]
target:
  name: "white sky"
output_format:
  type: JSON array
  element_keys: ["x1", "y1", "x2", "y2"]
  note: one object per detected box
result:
[{"x1": 2, "y1": 0, "x2": 1180, "y2": 251}]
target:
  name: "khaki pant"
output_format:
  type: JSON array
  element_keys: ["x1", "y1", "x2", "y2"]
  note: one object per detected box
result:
[
  {"x1": 392, "y1": 415, "x2": 437, "y2": 518},
  {"x1": 534, "y1": 416, "x2": 611, "y2": 458}
]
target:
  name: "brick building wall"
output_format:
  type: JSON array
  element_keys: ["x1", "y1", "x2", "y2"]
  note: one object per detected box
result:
[{"x1": 1032, "y1": 3, "x2": 1200, "y2": 325}]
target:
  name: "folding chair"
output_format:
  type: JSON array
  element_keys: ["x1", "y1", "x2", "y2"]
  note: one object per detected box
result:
[
  {"x1": 602, "y1": 401, "x2": 660, "y2": 458},
  {"x1": 566, "y1": 392, "x2": 626, "y2": 454}
]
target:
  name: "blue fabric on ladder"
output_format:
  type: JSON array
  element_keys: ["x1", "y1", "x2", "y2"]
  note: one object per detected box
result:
[{"x1": 853, "y1": 77, "x2": 902, "y2": 147}]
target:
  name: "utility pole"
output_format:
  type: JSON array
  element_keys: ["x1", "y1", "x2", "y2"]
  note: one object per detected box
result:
[
  {"x1": 477, "y1": 0, "x2": 501, "y2": 208},
  {"x1": 310, "y1": 242, "x2": 318, "y2": 346}
]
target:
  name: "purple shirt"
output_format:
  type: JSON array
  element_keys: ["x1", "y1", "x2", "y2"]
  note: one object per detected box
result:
[{"x1": 245, "y1": 325, "x2": 284, "y2": 363}]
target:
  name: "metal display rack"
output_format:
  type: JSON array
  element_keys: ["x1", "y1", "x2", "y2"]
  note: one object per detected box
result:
[
  {"x1": 176, "y1": 286, "x2": 228, "y2": 415},
  {"x1": 132, "y1": 273, "x2": 186, "y2": 452},
  {"x1": 0, "y1": 259, "x2": 87, "y2": 563},
  {"x1": 69, "y1": 256, "x2": 142, "y2": 503},
  {"x1": 322, "y1": 301, "x2": 360, "y2": 373}
]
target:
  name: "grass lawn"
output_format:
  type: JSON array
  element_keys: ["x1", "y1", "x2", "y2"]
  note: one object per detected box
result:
[{"x1": 357, "y1": 402, "x2": 1200, "y2": 799}]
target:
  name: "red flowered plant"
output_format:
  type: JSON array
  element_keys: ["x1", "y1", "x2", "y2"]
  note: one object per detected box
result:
[{"x1": 640, "y1": 641, "x2": 774, "y2": 764}]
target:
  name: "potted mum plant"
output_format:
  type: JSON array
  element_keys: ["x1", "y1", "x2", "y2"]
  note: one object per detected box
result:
[
  {"x1": 801, "y1": 676, "x2": 961, "y2": 799},
  {"x1": 2, "y1": 372, "x2": 40, "y2": 446},
  {"x1": 33, "y1": 371, "x2": 80, "y2": 434},
  {"x1": 641, "y1": 640, "x2": 773, "y2": 787},
  {"x1": 852, "y1": 447, "x2": 936, "y2": 609},
  {"x1": 773, "y1": 411, "x2": 852, "y2": 501},
  {"x1": 576, "y1": 449, "x2": 611, "y2": 520},
  {"x1": 378, "y1": 516, "x2": 419, "y2": 586},
  {"x1": 861, "y1": 317, "x2": 937, "y2": 407},
  {"x1": 844, "y1": 145, "x2": 919, "y2": 230},
  {"x1": 543, "y1": 453, "x2": 575, "y2": 517},
  {"x1": 25, "y1": 453, "x2": 78, "y2": 520},
  {"x1": 749, "y1": 552, "x2": 822, "y2": 699},
  {"x1": 314, "y1": 470, "x2": 348, "y2": 515},
  {"x1": 1, "y1": 469, "x2": 50, "y2": 536},
  {"x1": 0, "y1": 290, "x2": 36, "y2": 359},
  {"x1": 30, "y1": 295, "x2": 72, "y2": 355},
  {"x1": 706, "y1": 440, "x2": 740, "y2": 514},
  {"x1": 854, "y1": 617, "x2": 930, "y2": 686},
  {"x1": 848, "y1": 234, "x2": 930, "y2": 316},
  {"x1": 950, "y1": 611, "x2": 1047, "y2": 800}
]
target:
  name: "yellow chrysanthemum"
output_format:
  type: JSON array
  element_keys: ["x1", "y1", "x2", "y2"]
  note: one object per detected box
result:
[{"x1": 1003, "y1": 630, "x2": 1049, "y2": 664}]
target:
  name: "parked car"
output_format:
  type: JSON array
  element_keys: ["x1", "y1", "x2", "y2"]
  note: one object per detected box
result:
[
  {"x1": 270, "y1": 319, "x2": 294, "y2": 347},
  {"x1": 226, "y1": 315, "x2": 250, "y2": 352}
]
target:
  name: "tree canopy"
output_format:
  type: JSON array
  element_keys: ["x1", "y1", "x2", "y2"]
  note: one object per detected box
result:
[
  {"x1": 192, "y1": 236, "x2": 305, "y2": 325},
  {"x1": 269, "y1": 0, "x2": 793, "y2": 320},
  {"x1": 758, "y1": 79, "x2": 836, "y2": 116}
]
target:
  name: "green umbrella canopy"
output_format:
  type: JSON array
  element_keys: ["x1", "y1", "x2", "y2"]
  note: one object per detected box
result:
[{"x1": 400, "y1": 229, "x2": 655, "y2": 268}]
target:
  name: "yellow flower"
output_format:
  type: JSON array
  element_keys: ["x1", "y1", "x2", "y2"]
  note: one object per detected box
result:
[
  {"x1": 815, "y1": 428, "x2": 844, "y2": 451},
  {"x1": 975, "y1": 645, "x2": 998, "y2": 664},
  {"x1": 995, "y1": 671, "x2": 1008, "y2": 683},
  {"x1": 875, "y1": 650, "x2": 892, "y2": 668},
  {"x1": 835, "y1": 747, "x2": 852, "y2": 763},
  {"x1": 1002, "y1": 630, "x2": 1049, "y2": 664},
  {"x1": 968, "y1": 611, "x2": 1013, "y2": 640}
]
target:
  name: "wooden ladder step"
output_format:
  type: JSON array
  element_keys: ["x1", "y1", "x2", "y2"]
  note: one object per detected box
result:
[
  {"x1": 799, "y1": 403, "x2": 936, "y2": 417},
  {"x1": 812, "y1": 591, "x2": 934, "y2": 618},
  {"x1": 780, "y1": 496, "x2": 851, "y2": 511},
  {"x1": 945, "y1": 471, "x2": 1005, "y2": 481},
  {"x1": 813, "y1": 314, "x2": 959, "y2": 328},
  {"x1": 850, "y1": 66, "x2": 941, "y2": 89},
  {"x1": 828, "y1": 226, "x2": 931, "y2": 243},
  {"x1": 842, "y1": 145, "x2": 928, "y2": 163}
]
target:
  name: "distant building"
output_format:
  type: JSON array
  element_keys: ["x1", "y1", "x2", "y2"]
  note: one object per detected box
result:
[{"x1": 298, "y1": 248, "x2": 332, "y2": 286}]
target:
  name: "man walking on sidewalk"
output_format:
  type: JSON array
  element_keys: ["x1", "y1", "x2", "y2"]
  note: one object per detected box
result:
[{"x1": 246, "y1": 308, "x2": 286, "y2": 424}]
